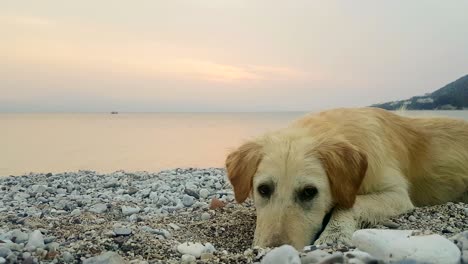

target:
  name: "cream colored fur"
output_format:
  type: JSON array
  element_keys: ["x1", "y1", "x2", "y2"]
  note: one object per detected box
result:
[{"x1": 225, "y1": 107, "x2": 468, "y2": 250}]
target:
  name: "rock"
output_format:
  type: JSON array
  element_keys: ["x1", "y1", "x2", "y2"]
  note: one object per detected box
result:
[
  {"x1": 300, "y1": 249, "x2": 329, "y2": 264},
  {"x1": 199, "y1": 189, "x2": 210, "y2": 199},
  {"x1": 127, "y1": 187, "x2": 138, "y2": 195},
  {"x1": 121, "y1": 205, "x2": 141, "y2": 216},
  {"x1": 46, "y1": 242, "x2": 60, "y2": 252},
  {"x1": 0, "y1": 257, "x2": 5, "y2": 264},
  {"x1": 6, "y1": 254, "x2": 17, "y2": 264},
  {"x1": 71, "y1": 208, "x2": 82, "y2": 216},
  {"x1": 382, "y1": 220, "x2": 400, "y2": 229},
  {"x1": 344, "y1": 250, "x2": 379, "y2": 263},
  {"x1": 26, "y1": 230, "x2": 45, "y2": 249},
  {"x1": 203, "y1": 243, "x2": 216, "y2": 253},
  {"x1": 31, "y1": 185, "x2": 47, "y2": 194},
  {"x1": 352, "y1": 229, "x2": 461, "y2": 264},
  {"x1": 182, "y1": 195, "x2": 195, "y2": 207},
  {"x1": 181, "y1": 254, "x2": 196, "y2": 264},
  {"x1": 462, "y1": 250, "x2": 468, "y2": 264},
  {"x1": 0, "y1": 247, "x2": 12, "y2": 258},
  {"x1": 168, "y1": 223, "x2": 180, "y2": 231},
  {"x1": 408, "y1": 216, "x2": 416, "y2": 222},
  {"x1": 260, "y1": 245, "x2": 300, "y2": 264},
  {"x1": 113, "y1": 227, "x2": 132, "y2": 236},
  {"x1": 10, "y1": 229, "x2": 29, "y2": 244},
  {"x1": 184, "y1": 188, "x2": 200, "y2": 199},
  {"x1": 83, "y1": 251, "x2": 126, "y2": 264},
  {"x1": 209, "y1": 198, "x2": 225, "y2": 209},
  {"x1": 89, "y1": 203, "x2": 108, "y2": 214},
  {"x1": 201, "y1": 212, "x2": 211, "y2": 221},
  {"x1": 62, "y1": 251, "x2": 74, "y2": 262},
  {"x1": 318, "y1": 252, "x2": 344, "y2": 263},
  {"x1": 177, "y1": 242, "x2": 206, "y2": 258}
]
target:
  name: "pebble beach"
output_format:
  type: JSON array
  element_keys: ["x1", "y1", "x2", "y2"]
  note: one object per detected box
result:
[{"x1": 0, "y1": 168, "x2": 467, "y2": 264}]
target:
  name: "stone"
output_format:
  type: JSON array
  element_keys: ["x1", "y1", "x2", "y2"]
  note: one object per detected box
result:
[
  {"x1": 382, "y1": 220, "x2": 400, "y2": 229},
  {"x1": 177, "y1": 242, "x2": 206, "y2": 258},
  {"x1": 62, "y1": 251, "x2": 74, "y2": 262},
  {"x1": 352, "y1": 229, "x2": 461, "y2": 264},
  {"x1": 260, "y1": 245, "x2": 301, "y2": 264},
  {"x1": 113, "y1": 227, "x2": 132, "y2": 236},
  {"x1": 203, "y1": 243, "x2": 216, "y2": 253},
  {"x1": 318, "y1": 252, "x2": 344, "y2": 263},
  {"x1": 83, "y1": 251, "x2": 126, "y2": 264},
  {"x1": 47, "y1": 242, "x2": 60, "y2": 252},
  {"x1": 71, "y1": 208, "x2": 82, "y2": 216},
  {"x1": 0, "y1": 257, "x2": 5, "y2": 264},
  {"x1": 344, "y1": 250, "x2": 379, "y2": 263},
  {"x1": 168, "y1": 223, "x2": 180, "y2": 231},
  {"x1": 89, "y1": 203, "x2": 108, "y2": 214},
  {"x1": 209, "y1": 198, "x2": 225, "y2": 209},
  {"x1": 408, "y1": 216, "x2": 416, "y2": 221},
  {"x1": 461, "y1": 250, "x2": 468, "y2": 264},
  {"x1": 199, "y1": 189, "x2": 210, "y2": 199},
  {"x1": 26, "y1": 230, "x2": 45, "y2": 249},
  {"x1": 201, "y1": 212, "x2": 211, "y2": 220},
  {"x1": 121, "y1": 205, "x2": 141, "y2": 216},
  {"x1": 184, "y1": 188, "x2": 200, "y2": 199},
  {"x1": 300, "y1": 249, "x2": 329, "y2": 264},
  {"x1": 182, "y1": 195, "x2": 195, "y2": 207},
  {"x1": 181, "y1": 254, "x2": 196, "y2": 264},
  {"x1": 10, "y1": 229, "x2": 29, "y2": 244},
  {"x1": 0, "y1": 247, "x2": 12, "y2": 258}
]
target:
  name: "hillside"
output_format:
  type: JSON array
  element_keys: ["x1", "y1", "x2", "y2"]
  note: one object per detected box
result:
[{"x1": 371, "y1": 74, "x2": 468, "y2": 110}]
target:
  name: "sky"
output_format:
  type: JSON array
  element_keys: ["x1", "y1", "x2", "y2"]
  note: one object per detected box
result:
[{"x1": 1, "y1": 0, "x2": 468, "y2": 112}]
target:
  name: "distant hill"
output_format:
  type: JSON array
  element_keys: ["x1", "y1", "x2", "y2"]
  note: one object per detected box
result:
[{"x1": 371, "y1": 74, "x2": 468, "y2": 110}]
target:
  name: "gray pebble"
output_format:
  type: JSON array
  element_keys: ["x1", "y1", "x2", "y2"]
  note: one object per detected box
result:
[
  {"x1": 121, "y1": 205, "x2": 141, "y2": 216},
  {"x1": 0, "y1": 257, "x2": 5, "y2": 264},
  {"x1": 62, "y1": 251, "x2": 74, "y2": 262},
  {"x1": 184, "y1": 188, "x2": 200, "y2": 199},
  {"x1": 201, "y1": 212, "x2": 211, "y2": 221},
  {"x1": 408, "y1": 216, "x2": 417, "y2": 222},
  {"x1": 26, "y1": 230, "x2": 45, "y2": 249},
  {"x1": 382, "y1": 220, "x2": 400, "y2": 229},
  {"x1": 113, "y1": 227, "x2": 132, "y2": 236},
  {"x1": 182, "y1": 195, "x2": 195, "y2": 207},
  {"x1": 89, "y1": 203, "x2": 108, "y2": 214},
  {"x1": 199, "y1": 189, "x2": 210, "y2": 199},
  {"x1": 0, "y1": 247, "x2": 12, "y2": 258},
  {"x1": 318, "y1": 252, "x2": 344, "y2": 264}
]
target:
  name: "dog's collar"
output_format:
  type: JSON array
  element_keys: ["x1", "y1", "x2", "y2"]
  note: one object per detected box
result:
[{"x1": 311, "y1": 207, "x2": 335, "y2": 244}]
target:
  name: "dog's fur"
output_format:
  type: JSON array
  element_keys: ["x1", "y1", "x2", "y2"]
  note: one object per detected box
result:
[{"x1": 225, "y1": 107, "x2": 468, "y2": 250}]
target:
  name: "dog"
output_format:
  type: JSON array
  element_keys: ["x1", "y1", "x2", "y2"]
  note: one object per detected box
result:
[{"x1": 225, "y1": 107, "x2": 468, "y2": 250}]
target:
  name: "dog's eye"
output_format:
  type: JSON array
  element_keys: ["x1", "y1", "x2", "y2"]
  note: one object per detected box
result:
[
  {"x1": 299, "y1": 186, "x2": 318, "y2": 201},
  {"x1": 257, "y1": 184, "x2": 272, "y2": 198}
]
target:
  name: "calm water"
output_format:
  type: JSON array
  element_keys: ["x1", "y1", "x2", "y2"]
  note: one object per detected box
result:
[{"x1": 1, "y1": 110, "x2": 468, "y2": 176}]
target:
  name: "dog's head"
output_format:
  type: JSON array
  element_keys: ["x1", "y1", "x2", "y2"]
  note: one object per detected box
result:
[{"x1": 225, "y1": 130, "x2": 367, "y2": 250}]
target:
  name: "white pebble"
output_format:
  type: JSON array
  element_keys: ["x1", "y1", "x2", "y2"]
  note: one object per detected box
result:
[
  {"x1": 352, "y1": 229, "x2": 461, "y2": 264},
  {"x1": 177, "y1": 242, "x2": 205, "y2": 258},
  {"x1": 181, "y1": 254, "x2": 196, "y2": 264},
  {"x1": 260, "y1": 245, "x2": 300, "y2": 264}
]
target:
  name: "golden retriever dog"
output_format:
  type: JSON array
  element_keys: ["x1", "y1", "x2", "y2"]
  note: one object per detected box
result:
[{"x1": 225, "y1": 107, "x2": 468, "y2": 250}]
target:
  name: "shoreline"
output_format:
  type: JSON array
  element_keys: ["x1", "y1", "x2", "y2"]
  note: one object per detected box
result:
[{"x1": 0, "y1": 169, "x2": 467, "y2": 263}]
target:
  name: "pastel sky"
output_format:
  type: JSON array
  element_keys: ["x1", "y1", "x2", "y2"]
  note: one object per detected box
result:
[{"x1": 1, "y1": 1, "x2": 468, "y2": 112}]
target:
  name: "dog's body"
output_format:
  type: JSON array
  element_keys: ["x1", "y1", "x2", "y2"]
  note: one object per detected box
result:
[{"x1": 226, "y1": 107, "x2": 468, "y2": 250}]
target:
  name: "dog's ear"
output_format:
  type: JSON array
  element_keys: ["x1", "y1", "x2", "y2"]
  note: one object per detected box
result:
[
  {"x1": 316, "y1": 139, "x2": 368, "y2": 209},
  {"x1": 225, "y1": 141, "x2": 263, "y2": 203}
]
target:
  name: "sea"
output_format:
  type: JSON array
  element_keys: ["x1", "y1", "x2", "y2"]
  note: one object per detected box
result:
[{"x1": 1, "y1": 110, "x2": 468, "y2": 176}]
